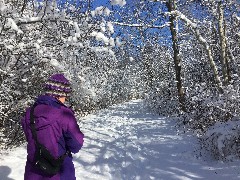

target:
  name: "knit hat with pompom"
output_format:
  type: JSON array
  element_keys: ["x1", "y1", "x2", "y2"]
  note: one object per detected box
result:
[{"x1": 45, "y1": 74, "x2": 71, "y2": 97}]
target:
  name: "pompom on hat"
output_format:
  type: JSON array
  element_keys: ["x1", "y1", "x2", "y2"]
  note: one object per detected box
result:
[{"x1": 45, "y1": 73, "x2": 71, "y2": 97}]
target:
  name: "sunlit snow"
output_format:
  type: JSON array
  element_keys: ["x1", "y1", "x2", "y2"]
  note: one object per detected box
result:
[{"x1": 1, "y1": 100, "x2": 240, "y2": 180}]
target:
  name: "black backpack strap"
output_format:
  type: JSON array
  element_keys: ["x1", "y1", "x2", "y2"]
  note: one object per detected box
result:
[
  {"x1": 58, "y1": 151, "x2": 70, "y2": 161},
  {"x1": 30, "y1": 104, "x2": 69, "y2": 160},
  {"x1": 30, "y1": 104, "x2": 40, "y2": 146}
]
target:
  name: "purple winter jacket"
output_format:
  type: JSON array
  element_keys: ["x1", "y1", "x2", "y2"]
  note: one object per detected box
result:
[{"x1": 21, "y1": 95, "x2": 84, "y2": 180}]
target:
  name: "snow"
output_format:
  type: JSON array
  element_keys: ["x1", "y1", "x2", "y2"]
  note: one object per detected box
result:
[
  {"x1": 236, "y1": 15, "x2": 240, "y2": 21},
  {"x1": 112, "y1": 21, "x2": 170, "y2": 29},
  {"x1": 0, "y1": 0, "x2": 7, "y2": 13},
  {"x1": 107, "y1": 22, "x2": 114, "y2": 34},
  {"x1": 204, "y1": 120, "x2": 240, "y2": 159},
  {"x1": 50, "y1": 59, "x2": 65, "y2": 70},
  {"x1": 91, "y1": 47, "x2": 115, "y2": 57},
  {"x1": 6, "y1": 18, "x2": 23, "y2": 34},
  {"x1": 74, "y1": 22, "x2": 80, "y2": 34},
  {"x1": 168, "y1": 11, "x2": 198, "y2": 29},
  {"x1": 100, "y1": 22, "x2": 106, "y2": 32},
  {"x1": 103, "y1": 8, "x2": 111, "y2": 16},
  {"x1": 116, "y1": 37, "x2": 122, "y2": 47},
  {"x1": 109, "y1": 37, "x2": 115, "y2": 47},
  {"x1": 91, "y1": 31, "x2": 109, "y2": 45},
  {"x1": 92, "y1": 6, "x2": 111, "y2": 17},
  {"x1": 34, "y1": 43, "x2": 40, "y2": 49},
  {"x1": 93, "y1": 6, "x2": 105, "y2": 16},
  {"x1": 1, "y1": 100, "x2": 240, "y2": 180},
  {"x1": 110, "y1": 0, "x2": 126, "y2": 7}
]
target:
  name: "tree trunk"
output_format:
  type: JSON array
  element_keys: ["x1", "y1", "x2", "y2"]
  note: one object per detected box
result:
[
  {"x1": 218, "y1": 1, "x2": 229, "y2": 85},
  {"x1": 166, "y1": 0, "x2": 186, "y2": 112},
  {"x1": 224, "y1": 20, "x2": 232, "y2": 82},
  {"x1": 172, "y1": 11, "x2": 223, "y2": 93}
]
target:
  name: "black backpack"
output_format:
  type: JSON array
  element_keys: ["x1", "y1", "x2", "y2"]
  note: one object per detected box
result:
[{"x1": 30, "y1": 104, "x2": 69, "y2": 176}]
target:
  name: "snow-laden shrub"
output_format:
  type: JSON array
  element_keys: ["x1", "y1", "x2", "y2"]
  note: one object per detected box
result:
[
  {"x1": 200, "y1": 120, "x2": 240, "y2": 161},
  {"x1": 0, "y1": 61, "x2": 50, "y2": 148},
  {"x1": 180, "y1": 79, "x2": 240, "y2": 134},
  {"x1": 142, "y1": 44, "x2": 180, "y2": 116},
  {"x1": 178, "y1": 77, "x2": 240, "y2": 161},
  {"x1": 144, "y1": 81, "x2": 180, "y2": 116},
  {"x1": 0, "y1": 1, "x2": 142, "y2": 149}
]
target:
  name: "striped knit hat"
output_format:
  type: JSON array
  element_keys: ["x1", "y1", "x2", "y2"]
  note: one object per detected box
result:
[{"x1": 45, "y1": 74, "x2": 71, "y2": 97}]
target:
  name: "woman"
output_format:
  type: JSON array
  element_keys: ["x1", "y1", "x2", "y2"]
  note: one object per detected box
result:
[{"x1": 21, "y1": 73, "x2": 84, "y2": 180}]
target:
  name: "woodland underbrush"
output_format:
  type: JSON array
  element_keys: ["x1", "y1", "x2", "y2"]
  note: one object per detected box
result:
[{"x1": 145, "y1": 79, "x2": 240, "y2": 161}]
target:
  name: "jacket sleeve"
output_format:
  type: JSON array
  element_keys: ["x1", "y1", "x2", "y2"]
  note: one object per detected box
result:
[{"x1": 62, "y1": 108, "x2": 84, "y2": 154}]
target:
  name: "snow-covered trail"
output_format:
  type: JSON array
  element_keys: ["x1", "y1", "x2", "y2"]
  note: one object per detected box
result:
[{"x1": 1, "y1": 100, "x2": 240, "y2": 180}]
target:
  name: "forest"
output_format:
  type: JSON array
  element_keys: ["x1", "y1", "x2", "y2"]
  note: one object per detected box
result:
[{"x1": 0, "y1": 0, "x2": 240, "y2": 162}]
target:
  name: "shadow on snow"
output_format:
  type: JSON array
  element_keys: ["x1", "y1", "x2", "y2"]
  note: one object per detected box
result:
[
  {"x1": 73, "y1": 100, "x2": 240, "y2": 180},
  {"x1": 0, "y1": 166, "x2": 14, "y2": 180}
]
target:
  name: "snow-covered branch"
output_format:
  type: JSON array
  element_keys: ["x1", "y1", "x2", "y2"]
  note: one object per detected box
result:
[
  {"x1": 169, "y1": 10, "x2": 223, "y2": 92},
  {"x1": 15, "y1": 16, "x2": 74, "y2": 26},
  {"x1": 112, "y1": 21, "x2": 170, "y2": 29}
]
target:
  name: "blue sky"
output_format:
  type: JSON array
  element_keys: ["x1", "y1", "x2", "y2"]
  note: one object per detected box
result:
[{"x1": 92, "y1": 0, "x2": 110, "y2": 8}]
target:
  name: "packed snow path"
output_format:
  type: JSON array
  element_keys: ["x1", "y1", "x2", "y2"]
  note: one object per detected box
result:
[{"x1": 1, "y1": 100, "x2": 240, "y2": 180}]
